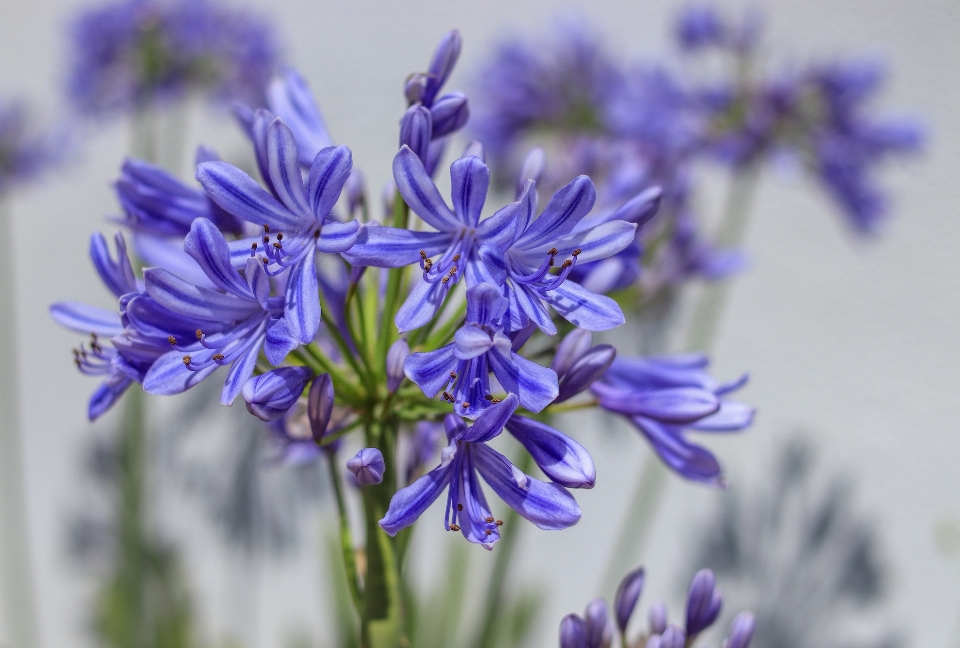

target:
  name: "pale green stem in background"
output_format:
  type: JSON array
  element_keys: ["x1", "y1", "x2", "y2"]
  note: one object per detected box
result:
[
  {"x1": 0, "y1": 198, "x2": 40, "y2": 648},
  {"x1": 599, "y1": 164, "x2": 762, "y2": 595}
]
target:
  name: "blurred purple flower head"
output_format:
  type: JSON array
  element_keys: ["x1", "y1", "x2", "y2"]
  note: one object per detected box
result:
[
  {"x1": 67, "y1": 0, "x2": 280, "y2": 116},
  {"x1": 0, "y1": 99, "x2": 60, "y2": 195}
]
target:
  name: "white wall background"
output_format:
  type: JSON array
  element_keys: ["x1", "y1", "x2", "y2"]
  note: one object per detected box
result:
[{"x1": 1, "y1": 0, "x2": 958, "y2": 646}]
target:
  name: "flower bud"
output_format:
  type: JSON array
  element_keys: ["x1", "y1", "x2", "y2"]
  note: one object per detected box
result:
[
  {"x1": 556, "y1": 345, "x2": 616, "y2": 403},
  {"x1": 648, "y1": 602, "x2": 667, "y2": 635},
  {"x1": 722, "y1": 612, "x2": 755, "y2": 648},
  {"x1": 613, "y1": 566, "x2": 645, "y2": 634},
  {"x1": 405, "y1": 72, "x2": 429, "y2": 105},
  {"x1": 685, "y1": 569, "x2": 722, "y2": 637},
  {"x1": 308, "y1": 373, "x2": 335, "y2": 443},
  {"x1": 584, "y1": 598, "x2": 612, "y2": 648},
  {"x1": 424, "y1": 30, "x2": 462, "y2": 105},
  {"x1": 660, "y1": 624, "x2": 686, "y2": 648},
  {"x1": 399, "y1": 105, "x2": 433, "y2": 163},
  {"x1": 241, "y1": 366, "x2": 313, "y2": 422},
  {"x1": 609, "y1": 185, "x2": 662, "y2": 227},
  {"x1": 430, "y1": 92, "x2": 469, "y2": 138},
  {"x1": 559, "y1": 614, "x2": 587, "y2": 648},
  {"x1": 646, "y1": 635, "x2": 662, "y2": 648},
  {"x1": 552, "y1": 329, "x2": 593, "y2": 377},
  {"x1": 516, "y1": 147, "x2": 545, "y2": 199},
  {"x1": 387, "y1": 339, "x2": 410, "y2": 393},
  {"x1": 346, "y1": 447, "x2": 386, "y2": 485},
  {"x1": 345, "y1": 169, "x2": 365, "y2": 217}
]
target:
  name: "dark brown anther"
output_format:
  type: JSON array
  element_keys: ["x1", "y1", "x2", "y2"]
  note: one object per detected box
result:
[
  {"x1": 212, "y1": 353, "x2": 225, "y2": 361},
  {"x1": 313, "y1": 228, "x2": 321, "y2": 239},
  {"x1": 484, "y1": 394, "x2": 494, "y2": 401},
  {"x1": 276, "y1": 232, "x2": 283, "y2": 241},
  {"x1": 561, "y1": 259, "x2": 572, "y2": 269},
  {"x1": 449, "y1": 524, "x2": 461, "y2": 531},
  {"x1": 549, "y1": 258, "x2": 555, "y2": 267},
  {"x1": 262, "y1": 257, "x2": 269, "y2": 264},
  {"x1": 442, "y1": 391, "x2": 454, "y2": 402},
  {"x1": 457, "y1": 504, "x2": 463, "y2": 511},
  {"x1": 485, "y1": 516, "x2": 494, "y2": 523},
  {"x1": 441, "y1": 276, "x2": 450, "y2": 284},
  {"x1": 453, "y1": 254, "x2": 461, "y2": 261},
  {"x1": 273, "y1": 242, "x2": 282, "y2": 249},
  {"x1": 485, "y1": 529, "x2": 492, "y2": 536},
  {"x1": 424, "y1": 259, "x2": 433, "y2": 270},
  {"x1": 449, "y1": 267, "x2": 457, "y2": 275},
  {"x1": 491, "y1": 397, "x2": 502, "y2": 403},
  {"x1": 462, "y1": 402, "x2": 470, "y2": 409},
  {"x1": 263, "y1": 224, "x2": 270, "y2": 233},
  {"x1": 572, "y1": 248, "x2": 582, "y2": 256},
  {"x1": 263, "y1": 235, "x2": 270, "y2": 244},
  {"x1": 549, "y1": 247, "x2": 558, "y2": 256},
  {"x1": 251, "y1": 242, "x2": 258, "y2": 251},
  {"x1": 167, "y1": 336, "x2": 177, "y2": 346},
  {"x1": 419, "y1": 250, "x2": 427, "y2": 259},
  {"x1": 195, "y1": 329, "x2": 203, "y2": 339},
  {"x1": 182, "y1": 356, "x2": 192, "y2": 366},
  {"x1": 449, "y1": 371, "x2": 457, "y2": 379},
  {"x1": 495, "y1": 520, "x2": 503, "y2": 526}
]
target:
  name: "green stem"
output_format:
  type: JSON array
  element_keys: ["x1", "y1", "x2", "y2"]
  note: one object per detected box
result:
[
  {"x1": 374, "y1": 196, "x2": 410, "y2": 379},
  {"x1": 327, "y1": 451, "x2": 363, "y2": 611},
  {"x1": 321, "y1": 309, "x2": 376, "y2": 396},
  {"x1": 598, "y1": 164, "x2": 762, "y2": 594},
  {"x1": 0, "y1": 199, "x2": 39, "y2": 648},
  {"x1": 470, "y1": 452, "x2": 533, "y2": 648}
]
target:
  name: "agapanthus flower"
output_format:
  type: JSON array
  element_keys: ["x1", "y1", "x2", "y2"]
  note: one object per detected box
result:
[
  {"x1": 0, "y1": 98, "x2": 60, "y2": 196},
  {"x1": 592, "y1": 354, "x2": 754, "y2": 485},
  {"x1": 133, "y1": 217, "x2": 303, "y2": 404},
  {"x1": 67, "y1": 0, "x2": 279, "y2": 116},
  {"x1": 405, "y1": 282, "x2": 558, "y2": 417},
  {"x1": 482, "y1": 176, "x2": 636, "y2": 335},
  {"x1": 343, "y1": 147, "x2": 516, "y2": 332},
  {"x1": 674, "y1": 4, "x2": 761, "y2": 54},
  {"x1": 241, "y1": 365, "x2": 313, "y2": 422},
  {"x1": 347, "y1": 448, "x2": 386, "y2": 486},
  {"x1": 196, "y1": 117, "x2": 359, "y2": 344},
  {"x1": 379, "y1": 395, "x2": 582, "y2": 548}
]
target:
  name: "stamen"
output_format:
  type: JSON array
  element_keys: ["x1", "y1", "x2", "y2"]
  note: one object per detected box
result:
[
  {"x1": 549, "y1": 247, "x2": 558, "y2": 256},
  {"x1": 419, "y1": 250, "x2": 427, "y2": 259},
  {"x1": 442, "y1": 391, "x2": 454, "y2": 402},
  {"x1": 167, "y1": 336, "x2": 176, "y2": 345},
  {"x1": 457, "y1": 504, "x2": 463, "y2": 511},
  {"x1": 452, "y1": 254, "x2": 461, "y2": 261},
  {"x1": 263, "y1": 235, "x2": 270, "y2": 244},
  {"x1": 250, "y1": 242, "x2": 258, "y2": 257},
  {"x1": 212, "y1": 353, "x2": 225, "y2": 362},
  {"x1": 560, "y1": 259, "x2": 572, "y2": 269},
  {"x1": 495, "y1": 520, "x2": 503, "y2": 526},
  {"x1": 484, "y1": 395, "x2": 493, "y2": 401},
  {"x1": 449, "y1": 524, "x2": 461, "y2": 531},
  {"x1": 485, "y1": 517, "x2": 494, "y2": 523},
  {"x1": 572, "y1": 248, "x2": 581, "y2": 256},
  {"x1": 485, "y1": 529, "x2": 492, "y2": 536},
  {"x1": 182, "y1": 356, "x2": 192, "y2": 366},
  {"x1": 462, "y1": 402, "x2": 470, "y2": 409},
  {"x1": 263, "y1": 224, "x2": 270, "y2": 233},
  {"x1": 196, "y1": 329, "x2": 203, "y2": 340},
  {"x1": 273, "y1": 242, "x2": 282, "y2": 250},
  {"x1": 276, "y1": 233, "x2": 283, "y2": 241},
  {"x1": 441, "y1": 276, "x2": 450, "y2": 284},
  {"x1": 449, "y1": 371, "x2": 457, "y2": 379}
]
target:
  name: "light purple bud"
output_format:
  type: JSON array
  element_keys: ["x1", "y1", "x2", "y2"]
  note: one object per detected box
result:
[
  {"x1": 722, "y1": 612, "x2": 755, "y2": 648},
  {"x1": 241, "y1": 366, "x2": 313, "y2": 422},
  {"x1": 347, "y1": 448, "x2": 385, "y2": 485},
  {"x1": 345, "y1": 169, "x2": 365, "y2": 217},
  {"x1": 387, "y1": 339, "x2": 410, "y2": 393},
  {"x1": 405, "y1": 72, "x2": 429, "y2": 105},
  {"x1": 559, "y1": 614, "x2": 587, "y2": 648},
  {"x1": 660, "y1": 625, "x2": 686, "y2": 648},
  {"x1": 516, "y1": 147, "x2": 545, "y2": 199},
  {"x1": 556, "y1": 345, "x2": 616, "y2": 403},
  {"x1": 399, "y1": 105, "x2": 433, "y2": 163},
  {"x1": 646, "y1": 636, "x2": 662, "y2": 648},
  {"x1": 308, "y1": 373, "x2": 335, "y2": 444},
  {"x1": 552, "y1": 329, "x2": 593, "y2": 377},
  {"x1": 430, "y1": 92, "x2": 469, "y2": 138},
  {"x1": 462, "y1": 139, "x2": 485, "y2": 161},
  {"x1": 609, "y1": 186, "x2": 663, "y2": 227},
  {"x1": 424, "y1": 30, "x2": 462, "y2": 105},
  {"x1": 613, "y1": 566, "x2": 645, "y2": 634},
  {"x1": 685, "y1": 569, "x2": 722, "y2": 637},
  {"x1": 648, "y1": 602, "x2": 667, "y2": 635},
  {"x1": 584, "y1": 598, "x2": 612, "y2": 648}
]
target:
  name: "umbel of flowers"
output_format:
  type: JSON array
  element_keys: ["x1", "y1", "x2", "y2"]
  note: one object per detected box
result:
[{"x1": 51, "y1": 27, "x2": 757, "y2": 646}]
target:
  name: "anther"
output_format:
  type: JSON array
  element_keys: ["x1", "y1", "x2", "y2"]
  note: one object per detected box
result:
[
  {"x1": 572, "y1": 248, "x2": 581, "y2": 257},
  {"x1": 549, "y1": 247, "x2": 558, "y2": 256},
  {"x1": 448, "y1": 267, "x2": 457, "y2": 275},
  {"x1": 442, "y1": 391, "x2": 454, "y2": 402},
  {"x1": 195, "y1": 329, "x2": 203, "y2": 340},
  {"x1": 457, "y1": 504, "x2": 463, "y2": 511},
  {"x1": 263, "y1": 224, "x2": 270, "y2": 233},
  {"x1": 485, "y1": 516, "x2": 494, "y2": 523},
  {"x1": 419, "y1": 250, "x2": 427, "y2": 259},
  {"x1": 313, "y1": 228, "x2": 321, "y2": 239},
  {"x1": 561, "y1": 259, "x2": 572, "y2": 269},
  {"x1": 441, "y1": 276, "x2": 450, "y2": 284},
  {"x1": 495, "y1": 520, "x2": 503, "y2": 526},
  {"x1": 453, "y1": 254, "x2": 461, "y2": 261},
  {"x1": 167, "y1": 336, "x2": 177, "y2": 345},
  {"x1": 273, "y1": 242, "x2": 282, "y2": 249},
  {"x1": 484, "y1": 394, "x2": 494, "y2": 401},
  {"x1": 449, "y1": 524, "x2": 461, "y2": 531},
  {"x1": 485, "y1": 529, "x2": 492, "y2": 536},
  {"x1": 449, "y1": 371, "x2": 457, "y2": 379},
  {"x1": 490, "y1": 397, "x2": 502, "y2": 403},
  {"x1": 212, "y1": 353, "x2": 225, "y2": 361},
  {"x1": 462, "y1": 402, "x2": 470, "y2": 409},
  {"x1": 182, "y1": 356, "x2": 192, "y2": 366},
  {"x1": 276, "y1": 232, "x2": 283, "y2": 241},
  {"x1": 262, "y1": 257, "x2": 270, "y2": 265}
]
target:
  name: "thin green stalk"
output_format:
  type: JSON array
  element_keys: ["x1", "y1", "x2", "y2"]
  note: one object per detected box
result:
[
  {"x1": 321, "y1": 309, "x2": 376, "y2": 396},
  {"x1": 374, "y1": 196, "x2": 410, "y2": 379},
  {"x1": 327, "y1": 452, "x2": 363, "y2": 611},
  {"x1": 421, "y1": 310, "x2": 465, "y2": 351},
  {"x1": 545, "y1": 399, "x2": 599, "y2": 415},
  {"x1": 598, "y1": 164, "x2": 762, "y2": 595},
  {"x1": 297, "y1": 346, "x2": 364, "y2": 403},
  {"x1": 470, "y1": 452, "x2": 533, "y2": 648},
  {"x1": 0, "y1": 198, "x2": 39, "y2": 648}
]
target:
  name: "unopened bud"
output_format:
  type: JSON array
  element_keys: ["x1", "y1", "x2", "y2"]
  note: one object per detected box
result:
[
  {"x1": 559, "y1": 614, "x2": 587, "y2": 648},
  {"x1": 613, "y1": 566, "x2": 645, "y2": 634},
  {"x1": 648, "y1": 602, "x2": 668, "y2": 635},
  {"x1": 241, "y1": 366, "x2": 313, "y2": 421},
  {"x1": 429, "y1": 92, "x2": 469, "y2": 138},
  {"x1": 423, "y1": 30, "x2": 462, "y2": 105},
  {"x1": 405, "y1": 72, "x2": 429, "y2": 105},
  {"x1": 308, "y1": 373, "x2": 335, "y2": 443},
  {"x1": 722, "y1": 612, "x2": 755, "y2": 648},
  {"x1": 345, "y1": 169, "x2": 365, "y2": 217},
  {"x1": 399, "y1": 105, "x2": 433, "y2": 164},
  {"x1": 584, "y1": 598, "x2": 612, "y2": 648},
  {"x1": 552, "y1": 329, "x2": 593, "y2": 377},
  {"x1": 516, "y1": 147, "x2": 545, "y2": 199},
  {"x1": 685, "y1": 569, "x2": 722, "y2": 637},
  {"x1": 387, "y1": 339, "x2": 410, "y2": 393},
  {"x1": 556, "y1": 344, "x2": 616, "y2": 403},
  {"x1": 346, "y1": 447, "x2": 386, "y2": 485},
  {"x1": 660, "y1": 625, "x2": 686, "y2": 648}
]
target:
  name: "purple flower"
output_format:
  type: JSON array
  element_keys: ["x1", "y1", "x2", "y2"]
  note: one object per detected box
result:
[
  {"x1": 196, "y1": 118, "x2": 359, "y2": 344},
  {"x1": 67, "y1": 0, "x2": 278, "y2": 116},
  {"x1": 686, "y1": 569, "x2": 723, "y2": 637},
  {"x1": 592, "y1": 355, "x2": 754, "y2": 485},
  {"x1": 560, "y1": 614, "x2": 588, "y2": 648},
  {"x1": 115, "y1": 147, "x2": 243, "y2": 238},
  {"x1": 343, "y1": 147, "x2": 517, "y2": 332},
  {"x1": 404, "y1": 421, "x2": 444, "y2": 484},
  {"x1": 722, "y1": 612, "x2": 755, "y2": 648},
  {"x1": 347, "y1": 448, "x2": 386, "y2": 486},
  {"x1": 584, "y1": 598, "x2": 613, "y2": 648},
  {"x1": 133, "y1": 218, "x2": 302, "y2": 404},
  {"x1": 379, "y1": 395, "x2": 581, "y2": 549},
  {"x1": 613, "y1": 566, "x2": 645, "y2": 634},
  {"x1": 241, "y1": 365, "x2": 313, "y2": 422},
  {"x1": 0, "y1": 99, "x2": 60, "y2": 195},
  {"x1": 404, "y1": 283, "x2": 558, "y2": 417},
  {"x1": 386, "y1": 339, "x2": 410, "y2": 393},
  {"x1": 675, "y1": 5, "x2": 726, "y2": 50},
  {"x1": 482, "y1": 176, "x2": 636, "y2": 336}
]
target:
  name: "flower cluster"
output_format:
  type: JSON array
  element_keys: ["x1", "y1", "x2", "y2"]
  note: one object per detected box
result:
[
  {"x1": 0, "y1": 98, "x2": 61, "y2": 196},
  {"x1": 67, "y1": 0, "x2": 279, "y2": 116},
  {"x1": 560, "y1": 566, "x2": 754, "y2": 648},
  {"x1": 53, "y1": 30, "x2": 754, "y2": 563}
]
